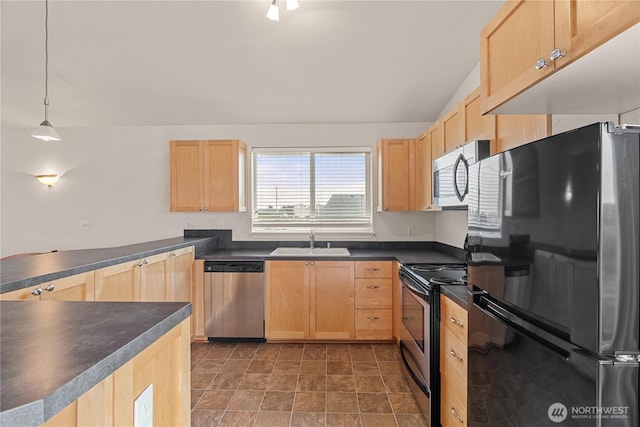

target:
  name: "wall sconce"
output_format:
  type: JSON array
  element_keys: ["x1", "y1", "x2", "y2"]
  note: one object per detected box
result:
[{"x1": 36, "y1": 173, "x2": 59, "y2": 187}]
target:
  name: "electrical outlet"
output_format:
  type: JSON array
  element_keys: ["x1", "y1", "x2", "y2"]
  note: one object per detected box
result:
[
  {"x1": 134, "y1": 384, "x2": 153, "y2": 427},
  {"x1": 80, "y1": 220, "x2": 91, "y2": 231},
  {"x1": 408, "y1": 226, "x2": 415, "y2": 237}
]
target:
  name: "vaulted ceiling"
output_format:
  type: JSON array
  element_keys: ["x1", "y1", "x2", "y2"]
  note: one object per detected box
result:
[{"x1": 1, "y1": 1, "x2": 504, "y2": 128}]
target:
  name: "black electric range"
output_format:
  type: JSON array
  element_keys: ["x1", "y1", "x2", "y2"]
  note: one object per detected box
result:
[{"x1": 399, "y1": 263, "x2": 467, "y2": 296}]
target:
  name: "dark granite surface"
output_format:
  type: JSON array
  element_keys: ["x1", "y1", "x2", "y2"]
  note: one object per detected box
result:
[
  {"x1": 0, "y1": 301, "x2": 191, "y2": 427},
  {"x1": 0, "y1": 237, "x2": 217, "y2": 294},
  {"x1": 440, "y1": 285, "x2": 470, "y2": 310}
]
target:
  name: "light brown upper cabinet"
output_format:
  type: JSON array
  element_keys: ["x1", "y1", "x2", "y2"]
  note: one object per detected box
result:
[
  {"x1": 442, "y1": 104, "x2": 465, "y2": 154},
  {"x1": 481, "y1": 0, "x2": 640, "y2": 114},
  {"x1": 429, "y1": 121, "x2": 445, "y2": 161},
  {"x1": 495, "y1": 114, "x2": 551, "y2": 153},
  {"x1": 377, "y1": 139, "x2": 416, "y2": 212},
  {"x1": 414, "y1": 131, "x2": 432, "y2": 211},
  {"x1": 170, "y1": 139, "x2": 247, "y2": 212},
  {"x1": 463, "y1": 88, "x2": 496, "y2": 154}
]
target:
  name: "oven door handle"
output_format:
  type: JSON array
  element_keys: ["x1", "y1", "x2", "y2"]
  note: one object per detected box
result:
[
  {"x1": 399, "y1": 340, "x2": 430, "y2": 397},
  {"x1": 400, "y1": 276, "x2": 429, "y2": 299}
]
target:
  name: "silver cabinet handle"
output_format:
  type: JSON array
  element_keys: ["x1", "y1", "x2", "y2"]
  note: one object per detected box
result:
[
  {"x1": 367, "y1": 316, "x2": 380, "y2": 320},
  {"x1": 171, "y1": 251, "x2": 177, "y2": 257},
  {"x1": 144, "y1": 259, "x2": 149, "y2": 265},
  {"x1": 366, "y1": 267, "x2": 380, "y2": 271},
  {"x1": 31, "y1": 288, "x2": 43, "y2": 296},
  {"x1": 199, "y1": 207, "x2": 203, "y2": 211},
  {"x1": 535, "y1": 57, "x2": 549, "y2": 70},
  {"x1": 44, "y1": 284, "x2": 55, "y2": 292},
  {"x1": 384, "y1": 207, "x2": 389, "y2": 211},
  {"x1": 449, "y1": 348, "x2": 463, "y2": 362},
  {"x1": 366, "y1": 285, "x2": 380, "y2": 289},
  {"x1": 550, "y1": 47, "x2": 566, "y2": 61},
  {"x1": 402, "y1": 316, "x2": 413, "y2": 320},
  {"x1": 137, "y1": 260, "x2": 144, "y2": 267},
  {"x1": 450, "y1": 316, "x2": 464, "y2": 328},
  {"x1": 450, "y1": 405, "x2": 464, "y2": 423},
  {"x1": 204, "y1": 207, "x2": 208, "y2": 211},
  {"x1": 310, "y1": 261, "x2": 315, "y2": 266}
]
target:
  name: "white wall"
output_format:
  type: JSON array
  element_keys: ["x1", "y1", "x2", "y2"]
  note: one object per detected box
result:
[{"x1": 1, "y1": 122, "x2": 443, "y2": 257}]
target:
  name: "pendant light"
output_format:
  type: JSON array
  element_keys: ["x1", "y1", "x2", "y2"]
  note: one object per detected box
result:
[{"x1": 32, "y1": 0, "x2": 61, "y2": 142}]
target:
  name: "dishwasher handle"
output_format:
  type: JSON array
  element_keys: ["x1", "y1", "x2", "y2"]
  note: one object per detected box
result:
[{"x1": 204, "y1": 261, "x2": 264, "y2": 273}]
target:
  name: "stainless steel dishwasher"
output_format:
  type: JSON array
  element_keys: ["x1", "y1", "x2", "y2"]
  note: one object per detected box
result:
[{"x1": 204, "y1": 260, "x2": 265, "y2": 341}]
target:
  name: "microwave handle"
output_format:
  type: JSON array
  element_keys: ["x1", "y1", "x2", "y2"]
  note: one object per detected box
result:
[{"x1": 453, "y1": 154, "x2": 469, "y2": 202}]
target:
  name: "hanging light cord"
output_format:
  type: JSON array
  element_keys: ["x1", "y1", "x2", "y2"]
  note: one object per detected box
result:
[{"x1": 43, "y1": 0, "x2": 50, "y2": 121}]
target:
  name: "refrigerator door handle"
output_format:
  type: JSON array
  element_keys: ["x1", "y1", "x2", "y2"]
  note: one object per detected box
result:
[{"x1": 475, "y1": 296, "x2": 571, "y2": 359}]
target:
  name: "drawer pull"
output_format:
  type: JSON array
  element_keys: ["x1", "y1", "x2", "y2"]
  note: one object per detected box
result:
[
  {"x1": 450, "y1": 316, "x2": 464, "y2": 328},
  {"x1": 367, "y1": 316, "x2": 380, "y2": 321},
  {"x1": 171, "y1": 251, "x2": 177, "y2": 257},
  {"x1": 44, "y1": 284, "x2": 55, "y2": 292},
  {"x1": 550, "y1": 47, "x2": 566, "y2": 61},
  {"x1": 450, "y1": 405, "x2": 464, "y2": 423},
  {"x1": 535, "y1": 57, "x2": 549, "y2": 70},
  {"x1": 366, "y1": 267, "x2": 380, "y2": 271},
  {"x1": 366, "y1": 285, "x2": 380, "y2": 289},
  {"x1": 449, "y1": 348, "x2": 463, "y2": 362},
  {"x1": 31, "y1": 288, "x2": 43, "y2": 296},
  {"x1": 402, "y1": 316, "x2": 414, "y2": 320}
]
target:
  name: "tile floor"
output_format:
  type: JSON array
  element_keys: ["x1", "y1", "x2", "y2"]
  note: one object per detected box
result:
[{"x1": 190, "y1": 342, "x2": 428, "y2": 427}]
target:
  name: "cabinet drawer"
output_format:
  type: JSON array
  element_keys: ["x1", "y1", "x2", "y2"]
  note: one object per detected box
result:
[
  {"x1": 440, "y1": 325, "x2": 468, "y2": 388},
  {"x1": 355, "y1": 309, "x2": 392, "y2": 340},
  {"x1": 441, "y1": 380, "x2": 467, "y2": 427},
  {"x1": 355, "y1": 279, "x2": 392, "y2": 308},
  {"x1": 440, "y1": 294, "x2": 468, "y2": 343},
  {"x1": 355, "y1": 261, "x2": 392, "y2": 279}
]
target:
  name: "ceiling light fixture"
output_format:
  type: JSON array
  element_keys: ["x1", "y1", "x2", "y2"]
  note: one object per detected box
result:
[
  {"x1": 266, "y1": 0, "x2": 299, "y2": 21},
  {"x1": 31, "y1": 0, "x2": 61, "y2": 142},
  {"x1": 35, "y1": 173, "x2": 59, "y2": 187}
]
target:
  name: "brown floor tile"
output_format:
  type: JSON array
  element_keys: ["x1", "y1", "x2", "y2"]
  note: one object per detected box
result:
[
  {"x1": 357, "y1": 393, "x2": 393, "y2": 413},
  {"x1": 221, "y1": 359, "x2": 251, "y2": 374},
  {"x1": 238, "y1": 373, "x2": 271, "y2": 390},
  {"x1": 229, "y1": 343, "x2": 259, "y2": 359},
  {"x1": 293, "y1": 392, "x2": 326, "y2": 412},
  {"x1": 205, "y1": 346, "x2": 235, "y2": 360},
  {"x1": 218, "y1": 410, "x2": 258, "y2": 426},
  {"x1": 377, "y1": 362, "x2": 403, "y2": 376},
  {"x1": 351, "y1": 348, "x2": 376, "y2": 362},
  {"x1": 279, "y1": 348, "x2": 304, "y2": 360},
  {"x1": 191, "y1": 409, "x2": 225, "y2": 427},
  {"x1": 355, "y1": 375, "x2": 386, "y2": 392},
  {"x1": 247, "y1": 359, "x2": 276, "y2": 374},
  {"x1": 227, "y1": 390, "x2": 266, "y2": 411},
  {"x1": 349, "y1": 343, "x2": 372, "y2": 350},
  {"x1": 261, "y1": 391, "x2": 296, "y2": 412},
  {"x1": 388, "y1": 393, "x2": 421, "y2": 414},
  {"x1": 255, "y1": 345, "x2": 281, "y2": 360},
  {"x1": 209, "y1": 373, "x2": 244, "y2": 390},
  {"x1": 297, "y1": 374, "x2": 326, "y2": 391},
  {"x1": 195, "y1": 390, "x2": 235, "y2": 410},
  {"x1": 326, "y1": 392, "x2": 359, "y2": 413},
  {"x1": 326, "y1": 413, "x2": 362, "y2": 427},
  {"x1": 254, "y1": 411, "x2": 292, "y2": 427},
  {"x1": 327, "y1": 361, "x2": 352, "y2": 375},
  {"x1": 352, "y1": 361, "x2": 380, "y2": 375},
  {"x1": 197, "y1": 359, "x2": 227, "y2": 373},
  {"x1": 360, "y1": 413, "x2": 397, "y2": 427},
  {"x1": 192, "y1": 370, "x2": 216, "y2": 389},
  {"x1": 395, "y1": 413, "x2": 428, "y2": 427},
  {"x1": 303, "y1": 344, "x2": 327, "y2": 360},
  {"x1": 281, "y1": 343, "x2": 304, "y2": 349},
  {"x1": 192, "y1": 389, "x2": 205, "y2": 409},
  {"x1": 326, "y1": 375, "x2": 356, "y2": 392},
  {"x1": 268, "y1": 374, "x2": 299, "y2": 391},
  {"x1": 382, "y1": 376, "x2": 412, "y2": 393},
  {"x1": 327, "y1": 348, "x2": 351, "y2": 361},
  {"x1": 274, "y1": 359, "x2": 301, "y2": 374},
  {"x1": 372, "y1": 346, "x2": 400, "y2": 362},
  {"x1": 300, "y1": 360, "x2": 327, "y2": 374},
  {"x1": 290, "y1": 412, "x2": 326, "y2": 426}
]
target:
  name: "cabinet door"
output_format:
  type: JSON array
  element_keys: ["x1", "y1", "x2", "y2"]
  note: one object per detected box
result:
[
  {"x1": 480, "y1": 0, "x2": 556, "y2": 113},
  {"x1": 139, "y1": 253, "x2": 168, "y2": 302},
  {"x1": 463, "y1": 88, "x2": 496, "y2": 155},
  {"x1": 169, "y1": 140, "x2": 204, "y2": 212},
  {"x1": 95, "y1": 260, "x2": 140, "y2": 302},
  {"x1": 429, "y1": 121, "x2": 444, "y2": 161},
  {"x1": 40, "y1": 272, "x2": 95, "y2": 301},
  {"x1": 204, "y1": 140, "x2": 242, "y2": 212},
  {"x1": 495, "y1": 114, "x2": 551, "y2": 152},
  {"x1": 379, "y1": 139, "x2": 414, "y2": 212},
  {"x1": 554, "y1": 1, "x2": 640, "y2": 69},
  {"x1": 414, "y1": 133, "x2": 432, "y2": 211},
  {"x1": 442, "y1": 105, "x2": 464, "y2": 154},
  {"x1": 265, "y1": 261, "x2": 309, "y2": 339},
  {"x1": 310, "y1": 261, "x2": 355, "y2": 340},
  {"x1": 167, "y1": 247, "x2": 194, "y2": 302},
  {"x1": 0, "y1": 286, "x2": 40, "y2": 300}
]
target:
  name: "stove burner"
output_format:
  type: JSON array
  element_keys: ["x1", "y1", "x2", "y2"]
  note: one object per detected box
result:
[
  {"x1": 410, "y1": 264, "x2": 444, "y2": 273},
  {"x1": 429, "y1": 276, "x2": 467, "y2": 286}
]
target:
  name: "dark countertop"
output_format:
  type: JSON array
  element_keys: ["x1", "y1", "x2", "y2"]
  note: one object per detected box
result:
[
  {"x1": 0, "y1": 301, "x2": 192, "y2": 427},
  {"x1": 0, "y1": 236, "x2": 216, "y2": 294},
  {"x1": 440, "y1": 285, "x2": 469, "y2": 310}
]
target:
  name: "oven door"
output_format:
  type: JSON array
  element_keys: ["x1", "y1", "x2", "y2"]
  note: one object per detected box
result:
[{"x1": 399, "y1": 278, "x2": 432, "y2": 425}]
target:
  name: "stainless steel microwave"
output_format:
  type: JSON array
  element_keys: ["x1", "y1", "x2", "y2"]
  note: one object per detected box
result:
[{"x1": 432, "y1": 139, "x2": 490, "y2": 209}]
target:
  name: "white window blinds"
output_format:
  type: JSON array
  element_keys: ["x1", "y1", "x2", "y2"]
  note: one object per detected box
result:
[{"x1": 252, "y1": 149, "x2": 372, "y2": 229}]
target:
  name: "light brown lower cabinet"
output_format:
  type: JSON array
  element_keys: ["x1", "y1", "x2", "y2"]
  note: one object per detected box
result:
[
  {"x1": 440, "y1": 294, "x2": 468, "y2": 427},
  {"x1": 42, "y1": 318, "x2": 191, "y2": 427},
  {"x1": 354, "y1": 261, "x2": 393, "y2": 340},
  {"x1": 0, "y1": 272, "x2": 95, "y2": 301}
]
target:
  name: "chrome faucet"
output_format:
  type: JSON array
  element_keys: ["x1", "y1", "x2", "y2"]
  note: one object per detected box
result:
[{"x1": 309, "y1": 230, "x2": 315, "y2": 249}]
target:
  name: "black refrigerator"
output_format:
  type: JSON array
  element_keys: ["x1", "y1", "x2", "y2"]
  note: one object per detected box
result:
[{"x1": 465, "y1": 122, "x2": 639, "y2": 426}]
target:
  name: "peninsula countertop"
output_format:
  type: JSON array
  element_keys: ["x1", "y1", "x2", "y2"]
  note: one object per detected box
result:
[{"x1": 0, "y1": 301, "x2": 192, "y2": 427}]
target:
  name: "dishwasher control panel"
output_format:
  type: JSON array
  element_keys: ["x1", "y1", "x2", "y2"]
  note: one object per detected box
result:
[{"x1": 204, "y1": 261, "x2": 264, "y2": 273}]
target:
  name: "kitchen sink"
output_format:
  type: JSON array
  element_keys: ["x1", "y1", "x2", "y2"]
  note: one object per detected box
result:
[{"x1": 269, "y1": 247, "x2": 351, "y2": 257}]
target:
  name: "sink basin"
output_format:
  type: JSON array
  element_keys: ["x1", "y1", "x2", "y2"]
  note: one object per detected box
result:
[{"x1": 269, "y1": 247, "x2": 350, "y2": 257}]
